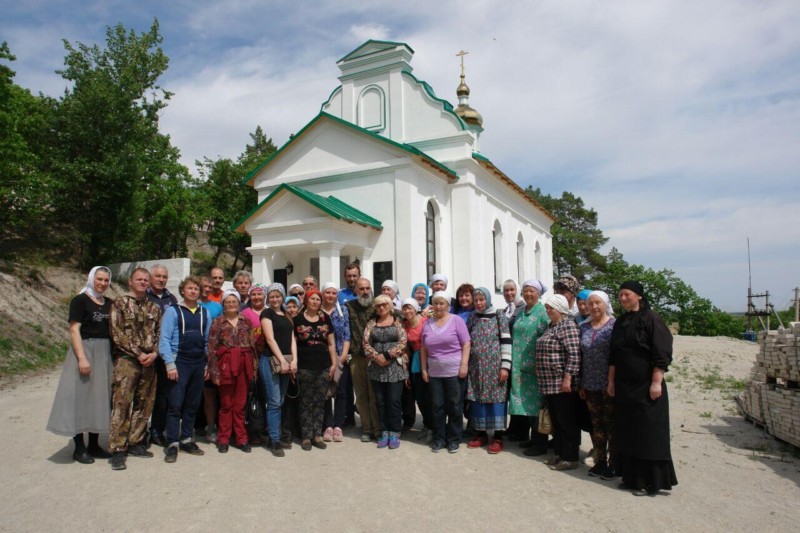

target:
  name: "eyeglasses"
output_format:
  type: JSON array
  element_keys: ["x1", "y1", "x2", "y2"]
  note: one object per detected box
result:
[{"x1": 374, "y1": 303, "x2": 389, "y2": 308}]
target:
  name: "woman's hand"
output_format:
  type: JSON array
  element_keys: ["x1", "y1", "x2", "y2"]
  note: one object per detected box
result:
[
  {"x1": 167, "y1": 368, "x2": 179, "y2": 381},
  {"x1": 290, "y1": 359, "x2": 297, "y2": 377},
  {"x1": 374, "y1": 354, "x2": 389, "y2": 367},
  {"x1": 422, "y1": 369, "x2": 429, "y2": 383},
  {"x1": 578, "y1": 388, "x2": 586, "y2": 400},
  {"x1": 279, "y1": 357, "x2": 290, "y2": 374},
  {"x1": 561, "y1": 374, "x2": 572, "y2": 393},
  {"x1": 458, "y1": 364, "x2": 468, "y2": 379},
  {"x1": 649, "y1": 381, "x2": 662, "y2": 400},
  {"x1": 77, "y1": 357, "x2": 91, "y2": 376},
  {"x1": 212, "y1": 377, "x2": 220, "y2": 386},
  {"x1": 328, "y1": 365, "x2": 336, "y2": 380},
  {"x1": 607, "y1": 382, "x2": 615, "y2": 397},
  {"x1": 499, "y1": 368, "x2": 509, "y2": 383}
]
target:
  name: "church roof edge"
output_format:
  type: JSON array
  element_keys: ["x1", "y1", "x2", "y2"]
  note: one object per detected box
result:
[
  {"x1": 337, "y1": 40, "x2": 414, "y2": 63},
  {"x1": 472, "y1": 152, "x2": 555, "y2": 222}
]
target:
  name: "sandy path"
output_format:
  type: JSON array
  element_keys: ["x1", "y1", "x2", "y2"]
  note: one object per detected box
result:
[{"x1": 1, "y1": 336, "x2": 798, "y2": 532}]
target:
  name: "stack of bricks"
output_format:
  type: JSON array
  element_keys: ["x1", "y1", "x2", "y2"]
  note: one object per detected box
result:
[{"x1": 740, "y1": 322, "x2": 800, "y2": 447}]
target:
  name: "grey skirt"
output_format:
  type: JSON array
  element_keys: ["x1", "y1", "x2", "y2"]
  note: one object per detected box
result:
[{"x1": 46, "y1": 338, "x2": 113, "y2": 436}]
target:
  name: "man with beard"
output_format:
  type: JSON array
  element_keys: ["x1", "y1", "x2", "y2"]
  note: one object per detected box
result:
[
  {"x1": 347, "y1": 278, "x2": 381, "y2": 442},
  {"x1": 146, "y1": 264, "x2": 178, "y2": 448}
]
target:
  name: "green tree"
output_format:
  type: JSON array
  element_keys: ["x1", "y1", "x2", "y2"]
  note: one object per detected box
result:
[
  {"x1": 525, "y1": 187, "x2": 608, "y2": 281},
  {"x1": 0, "y1": 42, "x2": 56, "y2": 251},
  {"x1": 197, "y1": 126, "x2": 276, "y2": 273},
  {"x1": 50, "y1": 20, "x2": 187, "y2": 266}
]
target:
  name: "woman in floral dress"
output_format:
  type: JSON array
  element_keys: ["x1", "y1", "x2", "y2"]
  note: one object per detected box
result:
[
  {"x1": 465, "y1": 287, "x2": 512, "y2": 454},
  {"x1": 508, "y1": 279, "x2": 550, "y2": 455}
]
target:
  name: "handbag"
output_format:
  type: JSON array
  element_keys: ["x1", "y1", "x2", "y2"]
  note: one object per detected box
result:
[
  {"x1": 537, "y1": 407, "x2": 553, "y2": 435},
  {"x1": 269, "y1": 353, "x2": 293, "y2": 374},
  {"x1": 245, "y1": 380, "x2": 265, "y2": 434}
]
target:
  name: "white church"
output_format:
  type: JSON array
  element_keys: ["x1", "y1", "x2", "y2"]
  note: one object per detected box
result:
[{"x1": 236, "y1": 40, "x2": 554, "y2": 303}]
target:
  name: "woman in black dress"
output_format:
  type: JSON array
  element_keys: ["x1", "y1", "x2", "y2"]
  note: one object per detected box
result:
[
  {"x1": 47, "y1": 266, "x2": 114, "y2": 463},
  {"x1": 608, "y1": 281, "x2": 678, "y2": 496}
]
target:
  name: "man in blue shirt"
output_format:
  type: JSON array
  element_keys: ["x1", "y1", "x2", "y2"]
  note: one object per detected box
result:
[{"x1": 337, "y1": 262, "x2": 360, "y2": 305}]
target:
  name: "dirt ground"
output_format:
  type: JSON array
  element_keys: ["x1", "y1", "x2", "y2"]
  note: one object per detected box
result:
[{"x1": 1, "y1": 335, "x2": 798, "y2": 532}]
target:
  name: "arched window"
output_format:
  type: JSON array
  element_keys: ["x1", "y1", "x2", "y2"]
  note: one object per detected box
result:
[
  {"x1": 358, "y1": 85, "x2": 385, "y2": 131},
  {"x1": 493, "y1": 220, "x2": 502, "y2": 292},
  {"x1": 426, "y1": 201, "x2": 437, "y2": 281},
  {"x1": 516, "y1": 232, "x2": 525, "y2": 282},
  {"x1": 534, "y1": 240, "x2": 542, "y2": 279}
]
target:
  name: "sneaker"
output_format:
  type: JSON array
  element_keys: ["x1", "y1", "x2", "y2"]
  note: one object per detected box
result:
[
  {"x1": 487, "y1": 440, "x2": 504, "y2": 454},
  {"x1": 543, "y1": 455, "x2": 561, "y2": 466},
  {"x1": 447, "y1": 442, "x2": 460, "y2": 454},
  {"x1": 164, "y1": 446, "x2": 178, "y2": 463},
  {"x1": 376, "y1": 435, "x2": 390, "y2": 449},
  {"x1": 431, "y1": 441, "x2": 444, "y2": 453},
  {"x1": 270, "y1": 442, "x2": 285, "y2": 457},
  {"x1": 600, "y1": 466, "x2": 619, "y2": 481},
  {"x1": 217, "y1": 443, "x2": 229, "y2": 453},
  {"x1": 127, "y1": 444, "x2": 154, "y2": 458},
  {"x1": 332, "y1": 427, "x2": 344, "y2": 442},
  {"x1": 467, "y1": 435, "x2": 488, "y2": 449},
  {"x1": 110, "y1": 451, "x2": 126, "y2": 470},
  {"x1": 323, "y1": 427, "x2": 334, "y2": 442},
  {"x1": 179, "y1": 441, "x2": 204, "y2": 456},
  {"x1": 388, "y1": 436, "x2": 400, "y2": 450},
  {"x1": 551, "y1": 460, "x2": 578, "y2": 471},
  {"x1": 588, "y1": 463, "x2": 606, "y2": 477},
  {"x1": 360, "y1": 433, "x2": 373, "y2": 443},
  {"x1": 204, "y1": 425, "x2": 217, "y2": 444}
]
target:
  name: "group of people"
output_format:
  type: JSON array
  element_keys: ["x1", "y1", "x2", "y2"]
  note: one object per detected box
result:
[{"x1": 47, "y1": 262, "x2": 677, "y2": 496}]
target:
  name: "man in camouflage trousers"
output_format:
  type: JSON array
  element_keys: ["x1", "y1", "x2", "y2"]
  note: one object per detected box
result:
[{"x1": 108, "y1": 267, "x2": 162, "y2": 470}]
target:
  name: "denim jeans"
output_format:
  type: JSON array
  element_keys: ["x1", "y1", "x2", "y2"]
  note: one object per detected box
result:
[
  {"x1": 429, "y1": 376, "x2": 464, "y2": 445},
  {"x1": 372, "y1": 380, "x2": 404, "y2": 434},
  {"x1": 165, "y1": 359, "x2": 206, "y2": 444},
  {"x1": 258, "y1": 356, "x2": 290, "y2": 443}
]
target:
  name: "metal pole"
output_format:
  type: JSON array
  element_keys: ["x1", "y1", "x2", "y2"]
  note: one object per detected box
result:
[
  {"x1": 795, "y1": 287, "x2": 799, "y2": 322},
  {"x1": 765, "y1": 291, "x2": 770, "y2": 331}
]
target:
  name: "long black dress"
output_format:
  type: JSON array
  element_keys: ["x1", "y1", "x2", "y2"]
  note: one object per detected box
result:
[{"x1": 609, "y1": 304, "x2": 678, "y2": 493}]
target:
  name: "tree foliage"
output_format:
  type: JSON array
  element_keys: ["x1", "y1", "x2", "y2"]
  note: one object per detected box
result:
[{"x1": 525, "y1": 187, "x2": 608, "y2": 281}]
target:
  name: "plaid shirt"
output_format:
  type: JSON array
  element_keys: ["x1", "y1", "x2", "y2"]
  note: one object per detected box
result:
[{"x1": 534, "y1": 318, "x2": 581, "y2": 395}]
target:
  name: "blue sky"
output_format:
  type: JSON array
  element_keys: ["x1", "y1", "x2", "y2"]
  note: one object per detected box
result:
[{"x1": 3, "y1": 0, "x2": 799, "y2": 313}]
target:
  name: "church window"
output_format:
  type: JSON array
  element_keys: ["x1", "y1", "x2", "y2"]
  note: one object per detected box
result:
[
  {"x1": 493, "y1": 220, "x2": 502, "y2": 292},
  {"x1": 426, "y1": 201, "x2": 437, "y2": 281},
  {"x1": 516, "y1": 233, "x2": 525, "y2": 282},
  {"x1": 358, "y1": 86, "x2": 385, "y2": 131}
]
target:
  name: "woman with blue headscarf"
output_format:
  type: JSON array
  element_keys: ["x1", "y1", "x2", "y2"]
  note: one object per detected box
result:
[{"x1": 47, "y1": 266, "x2": 114, "y2": 464}]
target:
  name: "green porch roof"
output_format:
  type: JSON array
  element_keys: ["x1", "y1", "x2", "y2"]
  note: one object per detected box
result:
[{"x1": 233, "y1": 183, "x2": 383, "y2": 233}]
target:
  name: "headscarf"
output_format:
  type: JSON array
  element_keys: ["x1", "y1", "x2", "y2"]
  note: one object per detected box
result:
[
  {"x1": 402, "y1": 298, "x2": 420, "y2": 313},
  {"x1": 381, "y1": 279, "x2": 402, "y2": 309},
  {"x1": 249, "y1": 283, "x2": 266, "y2": 296},
  {"x1": 284, "y1": 295, "x2": 300, "y2": 308},
  {"x1": 266, "y1": 282, "x2": 286, "y2": 299},
  {"x1": 431, "y1": 291, "x2": 452, "y2": 305},
  {"x1": 321, "y1": 282, "x2": 344, "y2": 317},
  {"x1": 473, "y1": 287, "x2": 495, "y2": 315},
  {"x1": 221, "y1": 289, "x2": 241, "y2": 304},
  {"x1": 429, "y1": 273, "x2": 448, "y2": 288},
  {"x1": 619, "y1": 280, "x2": 649, "y2": 309},
  {"x1": 522, "y1": 279, "x2": 548, "y2": 296},
  {"x1": 545, "y1": 294, "x2": 570, "y2": 315},
  {"x1": 554, "y1": 275, "x2": 580, "y2": 295},
  {"x1": 303, "y1": 289, "x2": 323, "y2": 308},
  {"x1": 588, "y1": 290, "x2": 615, "y2": 317},
  {"x1": 577, "y1": 289, "x2": 592, "y2": 301},
  {"x1": 411, "y1": 282, "x2": 430, "y2": 308},
  {"x1": 79, "y1": 266, "x2": 111, "y2": 299},
  {"x1": 287, "y1": 283, "x2": 304, "y2": 296},
  {"x1": 502, "y1": 279, "x2": 524, "y2": 318}
]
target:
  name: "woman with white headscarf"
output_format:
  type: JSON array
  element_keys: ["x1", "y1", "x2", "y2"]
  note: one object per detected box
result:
[
  {"x1": 321, "y1": 282, "x2": 351, "y2": 442},
  {"x1": 535, "y1": 294, "x2": 582, "y2": 471},
  {"x1": 501, "y1": 279, "x2": 525, "y2": 331},
  {"x1": 579, "y1": 290, "x2": 616, "y2": 478},
  {"x1": 381, "y1": 280, "x2": 402, "y2": 310},
  {"x1": 508, "y1": 279, "x2": 550, "y2": 453},
  {"x1": 47, "y1": 266, "x2": 114, "y2": 464}
]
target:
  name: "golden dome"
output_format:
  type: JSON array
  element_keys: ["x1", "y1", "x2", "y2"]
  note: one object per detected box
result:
[{"x1": 455, "y1": 73, "x2": 483, "y2": 127}]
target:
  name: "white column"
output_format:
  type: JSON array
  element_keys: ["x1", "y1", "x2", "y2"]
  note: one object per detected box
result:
[
  {"x1": 250, "y1": 249, "x2": 272, "y2": 285},
  {"x1": 360, "y1": 247, "x2": 374, "y2": 287},
  {"x1": 318, "y1": 244, "x2": 344, "y2": 286}
]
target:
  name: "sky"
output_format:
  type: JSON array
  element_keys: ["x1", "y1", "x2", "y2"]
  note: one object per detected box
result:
[{"x1": 3, "y1": 0, "x2": 799, "y2": 313}]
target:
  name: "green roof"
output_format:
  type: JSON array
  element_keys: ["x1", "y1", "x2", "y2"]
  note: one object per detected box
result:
[
  {"x1": 243, "y1": 111, "x2": 457, "y2": 186},
  {"x1": 233, "y1": 183, "x2": 383, "y2": 232},
  {"x1": 337, "y1": 40, "x2": 414, "y2": 63}
]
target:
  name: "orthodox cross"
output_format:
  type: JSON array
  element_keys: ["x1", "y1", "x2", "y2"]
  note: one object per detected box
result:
[{"x1": 456, "y1": 50, "x2": 469, "y2": 76}]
